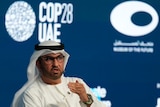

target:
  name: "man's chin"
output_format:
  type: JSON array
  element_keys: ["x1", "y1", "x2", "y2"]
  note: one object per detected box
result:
[{"x1": 51, "y1": 74, "x2": 62, "y2": 80}]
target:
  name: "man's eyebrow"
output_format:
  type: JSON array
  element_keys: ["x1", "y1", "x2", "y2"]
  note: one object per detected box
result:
[{"x1": 43, "y1": 54, "x2": 63, "y2": 57}]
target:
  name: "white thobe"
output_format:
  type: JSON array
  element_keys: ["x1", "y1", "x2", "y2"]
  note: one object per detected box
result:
[{"x1": 18, "y1": 76, "x2": 106, "y2": 107}]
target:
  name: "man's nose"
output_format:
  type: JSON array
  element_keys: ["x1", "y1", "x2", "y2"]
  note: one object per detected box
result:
[{"x1": 52, "y1": 58, "x2": 59, "y2": 65}]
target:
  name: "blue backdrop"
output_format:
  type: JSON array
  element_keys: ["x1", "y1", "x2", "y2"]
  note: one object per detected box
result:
[{"x1": 0, "y1": 0, "x2": 160, "y2": 107}]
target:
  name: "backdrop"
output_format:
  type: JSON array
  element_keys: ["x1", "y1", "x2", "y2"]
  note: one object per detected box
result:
[{"x1": 0, "y1": 0, "x2": 160, "y2": 107}]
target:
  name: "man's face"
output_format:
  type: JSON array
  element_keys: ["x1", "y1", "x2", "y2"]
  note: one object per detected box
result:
[{"x1": 37, "y1": 53, "x2": 65, "y2": 80}]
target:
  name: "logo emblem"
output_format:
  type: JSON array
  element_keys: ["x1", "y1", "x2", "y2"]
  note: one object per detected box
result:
[
  {"x1": 5, "y1": 1, "x2": 36, "y2": 42},
  {"x1": 110, "y1": 1, "x2": 159, "y2": 37}
]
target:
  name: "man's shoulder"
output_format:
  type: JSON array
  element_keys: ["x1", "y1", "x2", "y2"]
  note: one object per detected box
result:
[{"x1": 23, "y1": 78, "x2": 42, "y2": 95}]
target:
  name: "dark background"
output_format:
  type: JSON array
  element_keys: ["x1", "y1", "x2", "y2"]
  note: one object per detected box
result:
[{"x1": 0, "y1": 0, "x2": 160, "y2": 107}]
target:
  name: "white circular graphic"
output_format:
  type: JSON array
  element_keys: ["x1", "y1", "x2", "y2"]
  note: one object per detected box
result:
[
  {"x1": 110, "y1": 1, "x2": 159, "y2": 37},
  {"x1": 5, "y1": 1, "x2": 36, "y2": 42}
]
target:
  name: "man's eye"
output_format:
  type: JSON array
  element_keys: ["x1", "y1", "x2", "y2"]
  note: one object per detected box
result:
[
  {"x1": 44, "y1": 57, "x2": 52, "y2": 61},
  {"x1": 44, "y1": 57, "x2": 48, "y2": 61},
  {"x1": 57, "y1": 55, "x2": 64, "y2": 60}
]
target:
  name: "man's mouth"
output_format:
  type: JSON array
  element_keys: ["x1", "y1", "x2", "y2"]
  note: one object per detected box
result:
[{"x1": 51, "y1": 68, "x2": 59, "y2": 73}]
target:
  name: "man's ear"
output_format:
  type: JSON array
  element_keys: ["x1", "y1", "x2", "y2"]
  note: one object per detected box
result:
[
  {"x1": 36, "y1": 60, "x2": 42, "y2": 74},
  {"x1": 36, "y1": 60, "x2": 40, "y2": 69}
]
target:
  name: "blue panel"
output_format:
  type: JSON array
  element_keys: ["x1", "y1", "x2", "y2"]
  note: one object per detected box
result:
[{"x1": 0, "y1": 0, "x2": 160, "y2": 107}]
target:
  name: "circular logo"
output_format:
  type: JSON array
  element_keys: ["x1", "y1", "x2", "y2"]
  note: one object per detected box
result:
[
  {"x1": 5, "y1": 1, "x2": 36, "y2": 42},
  {"x1": 110, "y1": 1, "x2": 159, "y2": 37}
]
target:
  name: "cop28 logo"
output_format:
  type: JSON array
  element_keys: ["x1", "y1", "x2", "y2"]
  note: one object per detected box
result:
[
  {"x1": 5, "y1": 1, "x2": 36, "y2": 42},
  {"x1": 110, "y1": 1, "x2": 159, "y2": 37},
  {"x1": 5, "y1": 1, "x2": 73, "y2": 42}
]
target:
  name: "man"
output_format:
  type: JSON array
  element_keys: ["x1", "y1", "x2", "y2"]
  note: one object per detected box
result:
[{"x1": 11, "y1": 40, "x2": 106, "y2": 107}]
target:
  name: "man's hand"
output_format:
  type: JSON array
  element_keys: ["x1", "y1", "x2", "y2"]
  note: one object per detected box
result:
[{"x1": 68, "y1": 80, "x2": 88, "y2": 102}]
